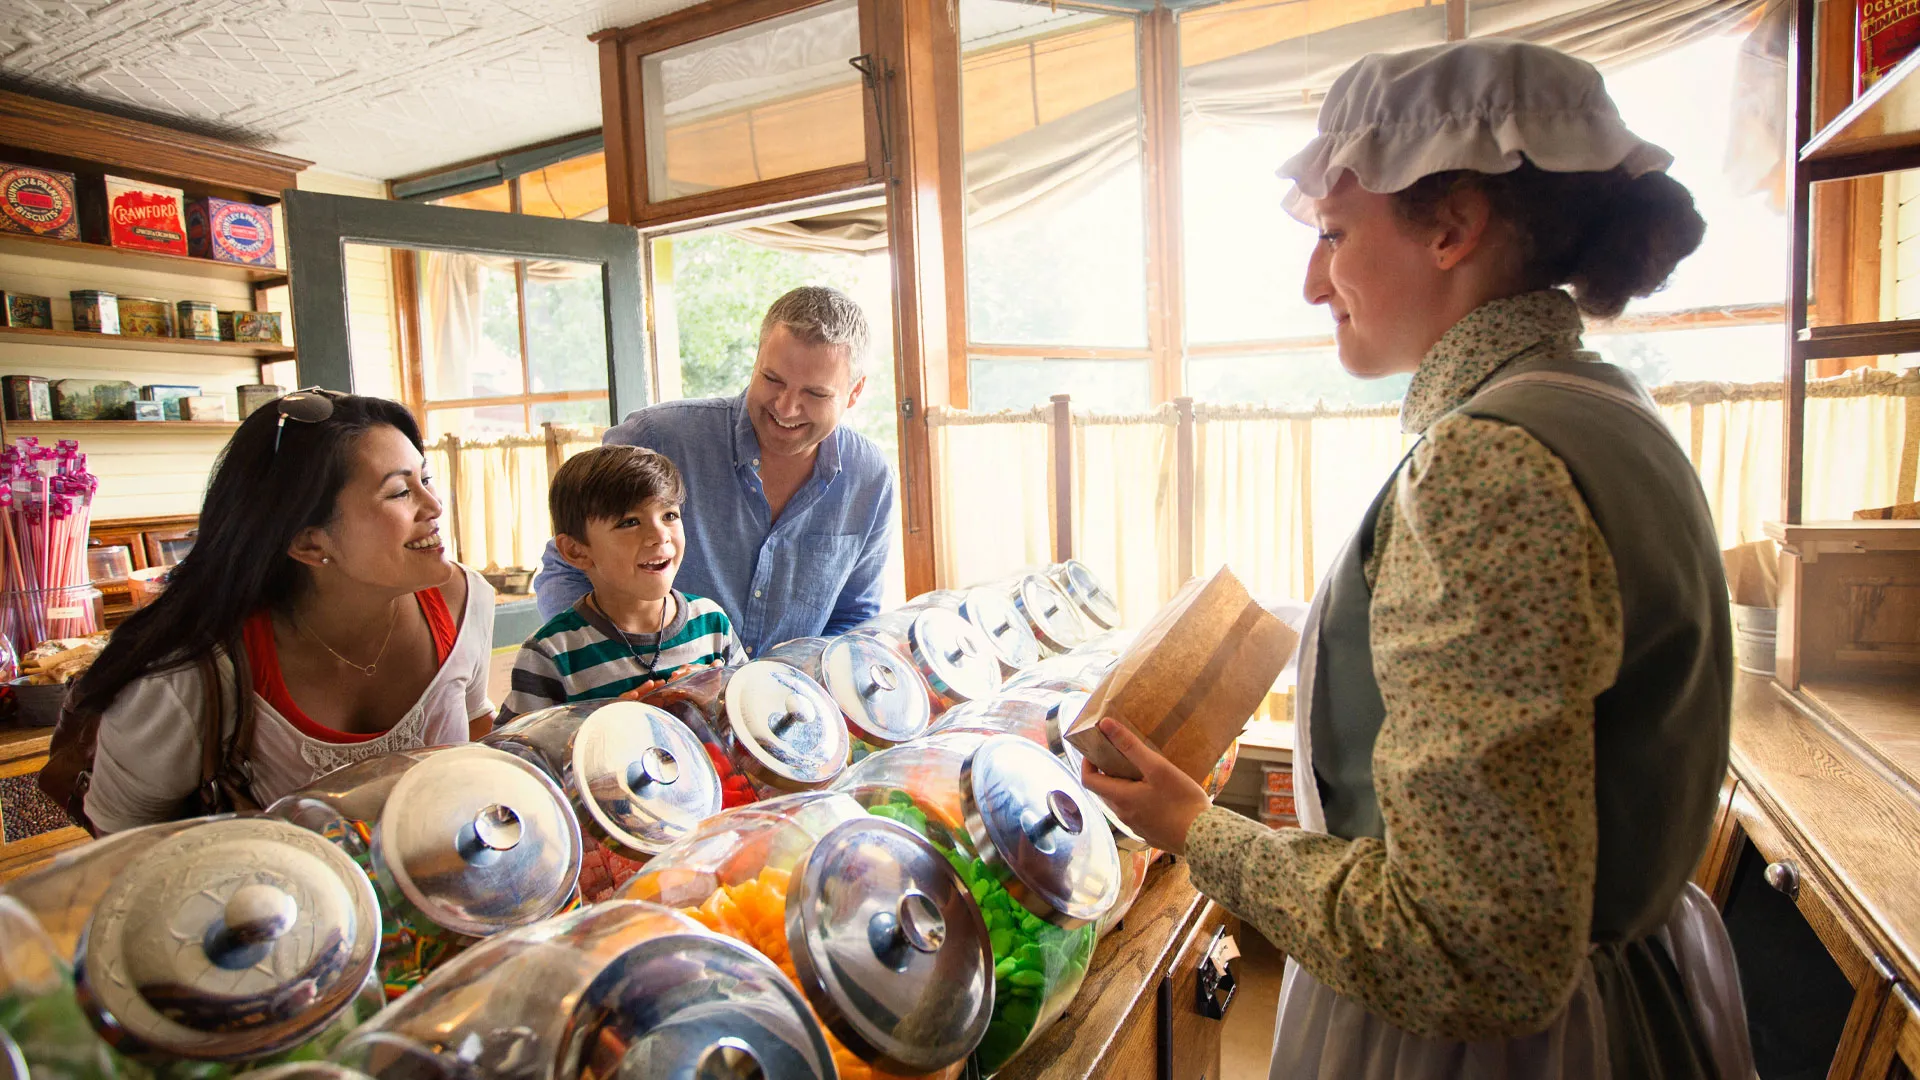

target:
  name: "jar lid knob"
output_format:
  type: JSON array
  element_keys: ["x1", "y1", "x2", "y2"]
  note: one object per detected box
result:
[{"x1": 203, "y1": 883, "x2": 298, "y2": 969}]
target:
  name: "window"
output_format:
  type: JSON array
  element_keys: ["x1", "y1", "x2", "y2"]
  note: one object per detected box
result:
[
  {"x1": 648, "y1": 224, "x2": 908, "y2": 604},
  {"x1": 640, "y1": 0, "x2": 868, "y2": 202},
  {"x1": 1177, "y1": 20, "x2": 1790, "y2": 407},
  {"x1": 418, "y1": 153, "x2": 615, "y2": 437},
  {"x1": 960, "y1": 0, "x2": 1149, "y2": 410}
]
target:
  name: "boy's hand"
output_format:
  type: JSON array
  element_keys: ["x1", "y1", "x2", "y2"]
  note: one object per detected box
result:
[
  {"x1": 1078, "y1": 718, "x2": 1212, "y2": 856},
  {"x1": 617, "y1": 665, "x2": 704, "y2": 701}
]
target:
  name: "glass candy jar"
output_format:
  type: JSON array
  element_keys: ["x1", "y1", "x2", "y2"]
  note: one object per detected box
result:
[
  {"x1": 1, "y1": 818, "x2": 385, "y2": 1073},
  {"x1": 904, "y1": 588, "x2": 1042, "y2": 674},
  {"x1": 832, "y1": 733, "x2": 1119, "y2": 1073},
  {"x1": 333, "y1": 900, "x2": 837, "y2": 1080},
  {"x1": 715, "y1": 660, "x2": 851, "y2": 800},
  {"x1": 760, "y1": 635, "x2": 934, "y2": 762},
  {"x1": 619, "y1": 791, "x2": 993, "y2": 1080},
  {"x1": 1045, "y1": 561, "x2": 1122, "y2": 633},
  {"x1": 848, "y1": 607, "x2": 1002, "y2": 714},
  {"x1": 484, "y1": 698, "x2": 723, "y2": 902},
  {"x1": 266, "y1": 744, "x2": 583, "y2": 998},
  {"x1": 993, "y1": 574, "x2": 1089, "y2": 657}
]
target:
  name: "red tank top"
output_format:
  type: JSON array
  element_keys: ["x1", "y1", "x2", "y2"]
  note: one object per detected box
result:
[{"x1": 243, "y1": 589, "x2": 456, "y2": 745}]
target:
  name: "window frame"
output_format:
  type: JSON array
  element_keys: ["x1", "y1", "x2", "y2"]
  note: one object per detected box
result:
[{"x1": 594, "y1": 0, "x2": 888, "y2": 229}]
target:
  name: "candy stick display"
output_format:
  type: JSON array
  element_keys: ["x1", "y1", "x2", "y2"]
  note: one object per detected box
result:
[{"x1": 2, "y1": 438, "x2": 100, "y2": 656}]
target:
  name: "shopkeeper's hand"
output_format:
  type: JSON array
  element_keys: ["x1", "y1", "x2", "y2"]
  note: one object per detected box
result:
[{"x1": 1078, "y1": 718, "x2": 1212, "y2": 856}]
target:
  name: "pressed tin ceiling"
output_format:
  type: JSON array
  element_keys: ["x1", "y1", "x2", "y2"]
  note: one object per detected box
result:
[{"x1": 0, "y1": 0, "x2": 703, "y2": 180}]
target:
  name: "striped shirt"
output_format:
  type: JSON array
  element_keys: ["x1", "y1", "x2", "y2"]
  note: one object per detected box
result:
[{"x1": 500, "y1": 590, "x2": 742, "y2": 722}]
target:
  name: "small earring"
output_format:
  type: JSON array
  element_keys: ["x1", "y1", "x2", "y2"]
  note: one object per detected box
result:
[{"x1": 320, "y1": 556, "x2": 330, "y2": 565}]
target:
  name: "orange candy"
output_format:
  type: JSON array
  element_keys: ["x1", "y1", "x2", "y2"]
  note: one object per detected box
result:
[{"x1": 680, "y1": 868, "x2": 954, "y2": 1080}]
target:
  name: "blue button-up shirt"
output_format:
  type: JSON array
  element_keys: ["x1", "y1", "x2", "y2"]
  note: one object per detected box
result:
[{"x1": 535, "y1": 393, "x2": 895, "y2": 656}]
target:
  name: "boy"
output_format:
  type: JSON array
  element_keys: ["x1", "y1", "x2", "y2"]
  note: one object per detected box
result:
[{"x1": 498, "y1": 445, "x2": 742, "y2": 724}]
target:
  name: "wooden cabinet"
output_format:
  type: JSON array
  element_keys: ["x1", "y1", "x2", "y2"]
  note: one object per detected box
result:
[
  {"x1": 142, "y1": 521, "x2": 198, "y2": 568},
  {"x1": 86, "y1": 513, "x2": 195, "y2": 626},
  {"x1": 1699, "y1": 675, "x2": 1920, "y2": 1080}
]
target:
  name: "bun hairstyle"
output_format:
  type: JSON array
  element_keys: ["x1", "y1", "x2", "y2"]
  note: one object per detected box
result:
[{"x1": 1392, "y1": 161, "x2": 1706, "y2": 319}]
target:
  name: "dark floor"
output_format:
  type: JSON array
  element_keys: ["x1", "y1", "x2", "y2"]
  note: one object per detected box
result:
[{"x1": 1221, "y1": 928, "x2": 1284, "y2": 1078}]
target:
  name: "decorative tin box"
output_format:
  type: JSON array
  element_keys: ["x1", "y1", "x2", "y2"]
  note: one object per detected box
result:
[
  {"x1": 186, "y1": 196, "x2": 277, "y2": 266},
  {"x1": 80, "y1": 175, "x2": 188, "y2": 255},
  {"x1": 238, "y1": 382, "x2": 283, "y2": 419},
  {"x1": 175, "y1": 299, "x2": 219, "y2": 340},
  {"x1": 3, "y1": 375, "x2": 51, "y2": 421},
  {"x1": 130, "y1": 399, "x2": 163, "y2": 421},
  {"x1": 69, "y1": 290, "x2": 118, "y2": 334},
  {"x1": 179, "y1": 395, "x2": 227, "y2": 422},
  {"x1": 140, "y1": 384, "x2": 200, "y2": 420},
  {"x1": 219, "y1": 309, "x2": 283, "y2": 344},
  {"x1": 51, "y1": 379, "x2": 137, "y2": 420},
  {"x1": 0, "y1": 162, "x2": 79, "y2": 240},
  {"x1": 2, "y1": 292, "x2": 52, "y2": 329},
  {"x1": 116, "y1": 295, "x2": 175, "y2": 338}
]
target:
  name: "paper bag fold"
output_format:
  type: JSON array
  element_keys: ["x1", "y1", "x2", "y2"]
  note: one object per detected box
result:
[{"x1": 1066, "y1": 565, "x2": 1298, "y2": 783}]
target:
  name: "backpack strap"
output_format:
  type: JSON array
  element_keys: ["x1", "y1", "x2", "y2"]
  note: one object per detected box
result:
[{"x1": 194, "y1": 642, "x2": 260, "y2": 815}]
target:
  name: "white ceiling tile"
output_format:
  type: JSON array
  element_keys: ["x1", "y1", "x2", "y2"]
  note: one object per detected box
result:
[{"x1": 0, "y1": 0, "x2": 708, "y2": 179}]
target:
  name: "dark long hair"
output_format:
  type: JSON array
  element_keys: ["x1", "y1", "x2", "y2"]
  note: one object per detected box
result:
[{"x1": 76, "y1": 393, "x2": 424, "y2": 713}]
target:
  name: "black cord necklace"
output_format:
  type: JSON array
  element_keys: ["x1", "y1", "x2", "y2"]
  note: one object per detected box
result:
[{"x1": 596, "y1": 594, "x2": 670, "y2": 676}]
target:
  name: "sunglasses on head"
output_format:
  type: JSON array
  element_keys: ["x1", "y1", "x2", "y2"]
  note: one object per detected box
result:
[{"x1": 273, "y1": 387, "x2": 346, "y2": 455}]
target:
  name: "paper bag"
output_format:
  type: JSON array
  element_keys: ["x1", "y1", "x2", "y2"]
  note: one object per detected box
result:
[
  {"x1": 1066, "y1": 565, "x2": 1298, "y2": 783},
  {"x1": 1721, "y1": 540, "x2": 1779, "y2": 609}
]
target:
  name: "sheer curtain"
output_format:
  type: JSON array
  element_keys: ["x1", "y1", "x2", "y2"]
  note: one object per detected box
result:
[
  {"x1": 1072, "y1": 409, "x2": 1180, "y2": 627},
  {"x1": 429, "y1": 425, "x2": 608, "y2": 574},
  {"x1": 928, "y1": 406, "x2": 1056, "y2": 589}
]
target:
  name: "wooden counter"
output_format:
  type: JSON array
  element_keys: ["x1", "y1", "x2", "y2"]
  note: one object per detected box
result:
[
  {"x1": 1699, "y1": 672, "x2": 1920, "y2": 1078},
  {"x1": 999, "y1": 858, "x2": 1240, "y2": 1080},
  {"x1": 0, "y1": 724, "x2": 88, "y2": 882}
]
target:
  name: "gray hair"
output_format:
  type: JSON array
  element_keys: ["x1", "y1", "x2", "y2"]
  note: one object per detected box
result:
[{"x1": 759, "y1": 286, "x2": 870, "y2": 383}]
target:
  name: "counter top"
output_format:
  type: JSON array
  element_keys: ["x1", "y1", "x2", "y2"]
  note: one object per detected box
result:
[{"x1": 1729, "y1": 672, "x2": 1920, "y2": 981}]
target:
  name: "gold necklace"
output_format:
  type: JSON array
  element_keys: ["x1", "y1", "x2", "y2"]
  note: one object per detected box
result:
[{"x1": 292, "y1": 599, "x2": 400, "y2": 677}]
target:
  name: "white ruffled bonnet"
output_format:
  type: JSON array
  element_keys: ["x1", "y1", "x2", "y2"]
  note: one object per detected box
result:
[{"x1": 1279, "y1": 39, "x2": 1673, "y2": 221}]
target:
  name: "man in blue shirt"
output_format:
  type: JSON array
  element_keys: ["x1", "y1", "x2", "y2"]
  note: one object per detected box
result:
[{"x1": 535, "y1": 286, "x2": 895, "y2": 656}]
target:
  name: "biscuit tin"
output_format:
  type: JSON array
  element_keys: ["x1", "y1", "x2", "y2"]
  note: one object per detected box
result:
[
  {"x1": 3, "y1": 375, "x2": 51, "y2": 421},
  {"x1": 0, "y1": 162, "x2": 79, "y2": 240},
  {"x1": 116, "y1": 295, "x2": 175, "y2": 338},
  {"x1": 179, "y1": 395, "x2": 228, "y2": 422},
  {"x1": 69, "y1": 290, "x2": 119, "y2": 334},
  {"x1": 219, "y1": 309, "x2": 283, "y2": 344},
  {"x1": 141, "y1": 384, "x2": 201, "y2": 420},
  {"x1": 81, "y1": 175, "x2": 189, "y2": 254},
  {"x1": 52, "y1": 379, "x2": 137, "y2": 420},
  {"x1": 130, "y1": 399, "x2": 164, "y2": 421},
  {"x1": 238, "y1": 383, "x2": 283, "y2": 419},
  {"x1": 2, "y1": 292, "x2": 52, "y2": 329},
  {"x1": 176, "y1": 300, "x2": 219, "y2": 340},
  {"x1": 186, "y1": 196, "x2": 277, "y2": 266}
]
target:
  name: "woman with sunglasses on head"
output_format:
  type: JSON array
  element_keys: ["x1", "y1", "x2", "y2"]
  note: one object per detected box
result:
[
  {"x1": 1081, "y1": 41, "x2": 1750, "y2": 1079},
  {"x1": 69, "y1": 390, "x2": 496, "y2": 833}
]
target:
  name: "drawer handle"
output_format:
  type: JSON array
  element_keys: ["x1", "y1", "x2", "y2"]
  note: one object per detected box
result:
[
  {"x1": 1764, "y1": 860, "x2": 1801, "y2": 901},
  {"x1": 1196, "y1": 926, "x2": 1239, "y2": 1021}
]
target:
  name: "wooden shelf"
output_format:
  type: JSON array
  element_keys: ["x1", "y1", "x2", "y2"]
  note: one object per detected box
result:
[
  {"x1": 0, "y1": 232, "x2": 287, "y2": 287},
  {"x1": 0, "y1": 324, "x2": 292, "y2": 359},
  {"x1": 0, "y1": 420, "x2": 240, "y2": 433},
  {"x1": 1766, "y1": 519, "x2": 1920, "y2": 551},
  {"x1": 1802, "y1": 47, "x2": 1920, "y2": 177},
  {"x1": 1795, "y1": 318, "x2": 1920, "y2": 360}
]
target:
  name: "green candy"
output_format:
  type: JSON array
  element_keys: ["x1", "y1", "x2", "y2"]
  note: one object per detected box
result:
[{"x1": 989, "y1": 929, "x2": 1013, "y2": 955}]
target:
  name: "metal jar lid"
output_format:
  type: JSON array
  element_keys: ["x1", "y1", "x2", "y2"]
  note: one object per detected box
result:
[
  {"x1": 1013, "y1": 575, "x2": 1091, "y2": 654},
  {"x1": 908, "y1": 608, "x2": 1002, "y2": 705},
  {"x1": 821, "y1": 634, "x2": 933, "y2": 748},
  {"x1": 563, "y1": 909, "x2": 836, "y2": 1080},
  {"x1": 785, "y1": 817, "x2": 994, "y2": 1072},
  {"x1": 374, "y1": 744, "x2": 583, "y2": 937},
  {"x1": 1050, "y1": 560, "x2": 1123, "y2": 631},
  {"x1": 957, "y1": 586, "x2": 1043, "y2": 671},
  {"x1": 73, "y1": 817, "x2": 380, "y2": 1061},
  {"x1": 960, "y1": 735, "x2": 1120, "y2": 929},
  {"x1": 572, "y1": 701, "x2": 724, "y2": 855},
  {"x1": 724, "y1": 660, "x2": 850, "y2": 791}
]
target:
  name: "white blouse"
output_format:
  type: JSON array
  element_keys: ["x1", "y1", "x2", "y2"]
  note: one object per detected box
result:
[{"x1": 84, "y1": 566, "x2": 496, "y2": 834}]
